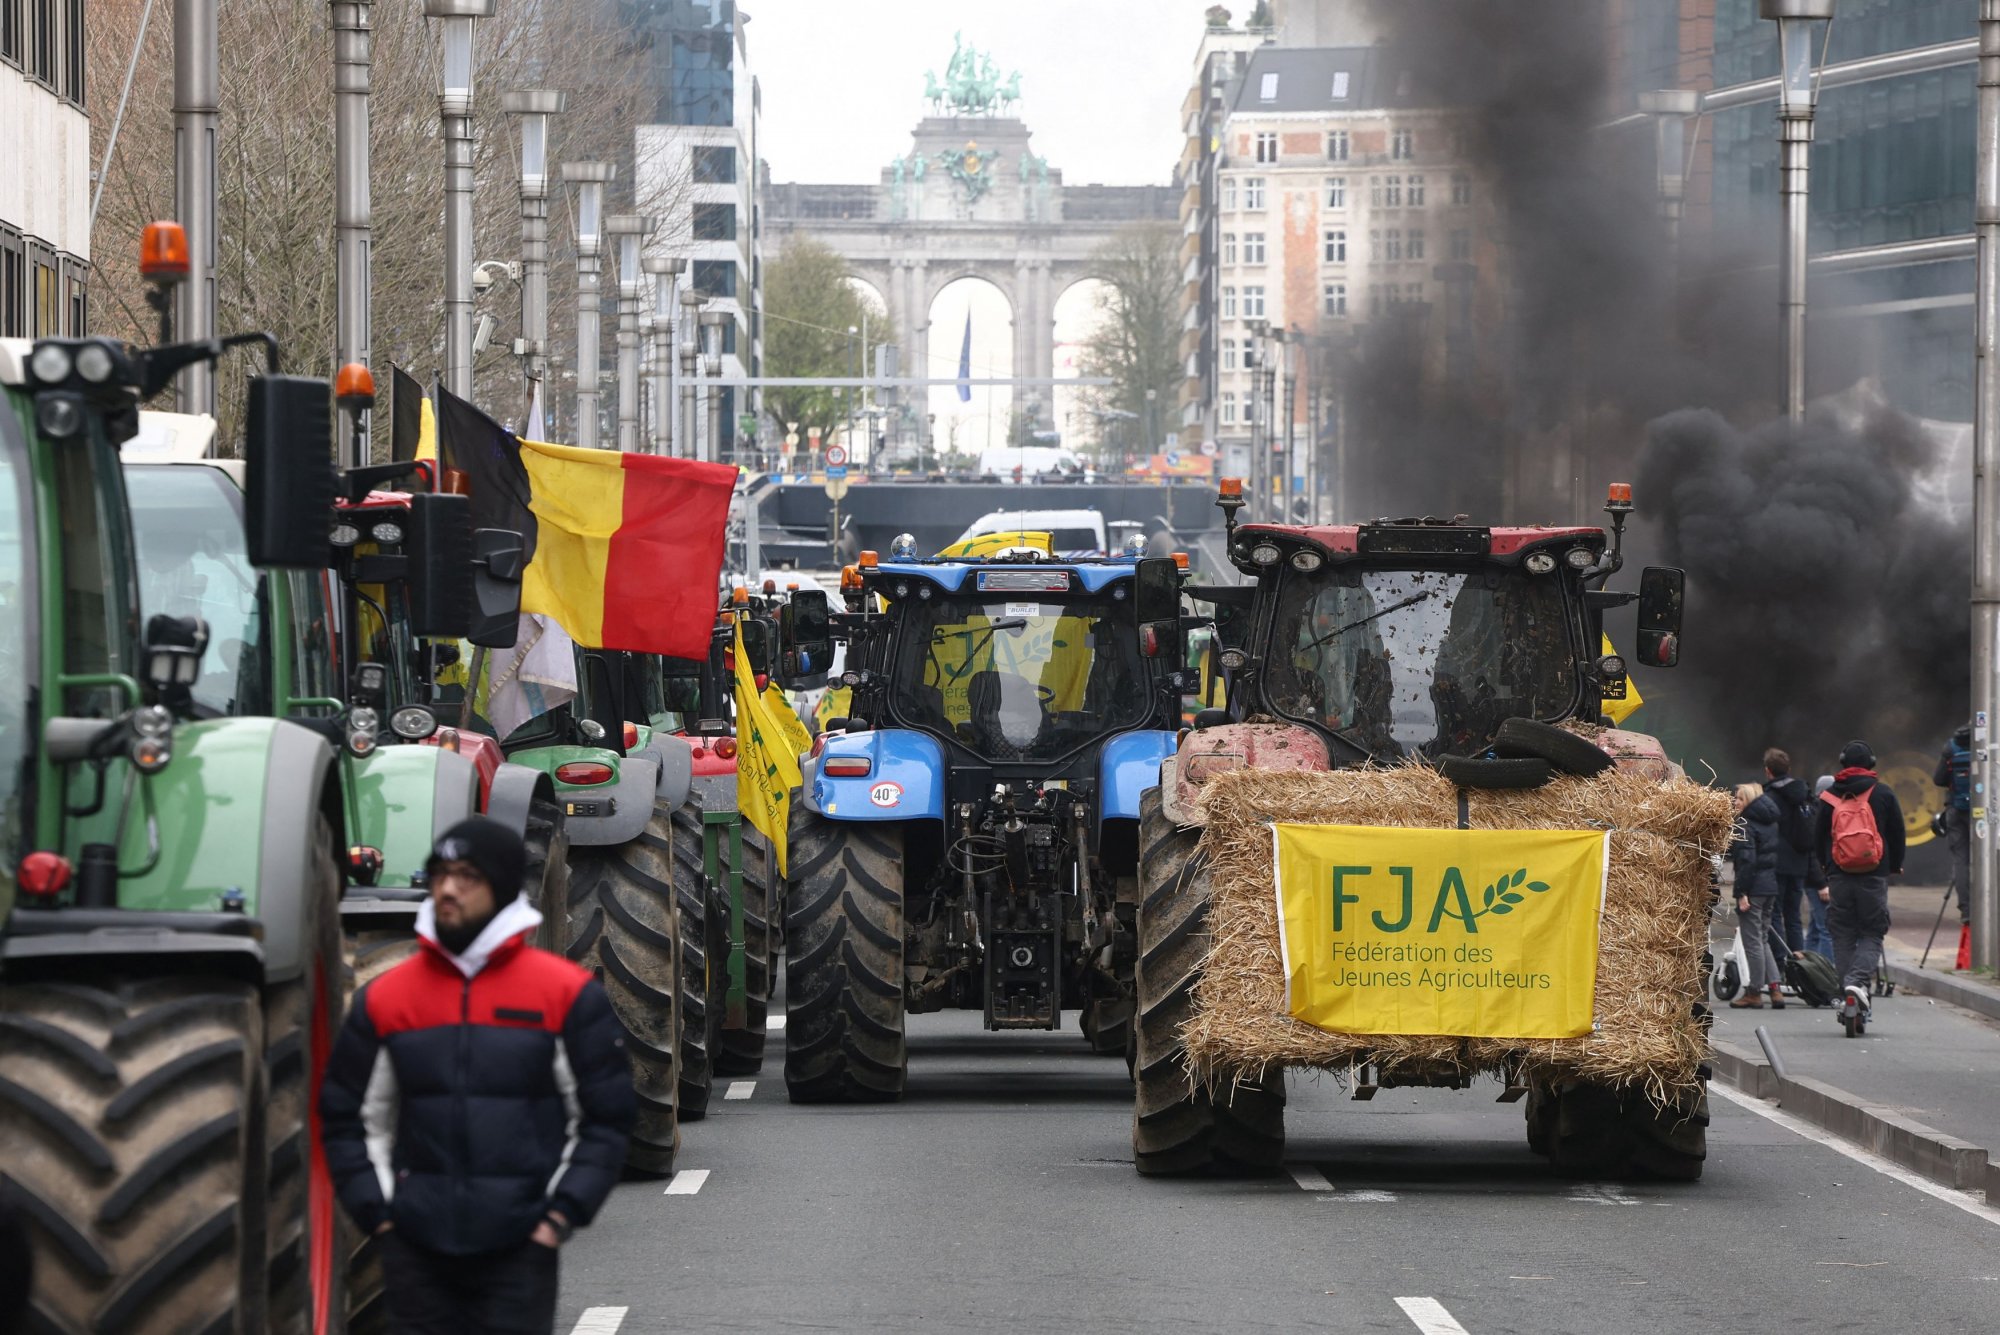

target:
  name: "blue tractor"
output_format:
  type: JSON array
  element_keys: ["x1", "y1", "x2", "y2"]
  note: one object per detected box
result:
[{"x1": 774, "y1": 543, "x2": 1191, "y2": 1102}]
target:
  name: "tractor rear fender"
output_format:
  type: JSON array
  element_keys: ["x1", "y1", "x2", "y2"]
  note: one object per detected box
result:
[
  {"x1": 485, "y1": 762, "x2": 557, "y2": 838},
  {"x1": 1098, "y1": 730, "x2": 1179, "y2": 823},
  {"x1": 347, "y1": 745, "x2": 480, "y2": 887},
  {"x1": 109, "y1": 718, "x2": 342, "y2": 983},
  {"x1": 504, "y1": 745, "x2": 658, "y2": 847},
  {"x1": 801, "y1": 729, "x2": 944, "y2": 822},
  {"x1": 1159, "y1": 722, "x2": 1332, "y2": 826},
  {"x1": 634, "y1": 732, "x2": 696, "y2": 812}
]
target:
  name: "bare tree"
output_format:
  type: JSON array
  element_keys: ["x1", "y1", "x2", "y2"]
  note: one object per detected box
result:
[
  {"x1": 86, "y1": 1, "x2": 693, "y2": 448},
  {"x1": 1077, "y1": 222, "x2": 1183, "y2": 462}
]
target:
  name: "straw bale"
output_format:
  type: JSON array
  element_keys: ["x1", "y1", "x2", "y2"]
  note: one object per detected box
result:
[{"x1": 1182, "y1": 765, "x2": 1736, "y2": 1107}]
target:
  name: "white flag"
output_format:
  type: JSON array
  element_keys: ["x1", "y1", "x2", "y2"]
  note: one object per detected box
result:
[
  {"x1": 485, "y1": 613, "x2": 577, "y2": 738},
  {"x1": 526, "y1": 383, "x2": 546, "y2": 442}
]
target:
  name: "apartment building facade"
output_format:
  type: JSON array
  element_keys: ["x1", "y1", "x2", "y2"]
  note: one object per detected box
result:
[{"x1": 1, "y1": 0, "x2": 89, "y2": 339}]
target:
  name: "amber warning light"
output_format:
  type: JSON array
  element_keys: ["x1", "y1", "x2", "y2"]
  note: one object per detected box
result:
[
  {"x1": 335, "y1": 362, "x2": 377, "y2": 410},
  {"x1": 1217, "y1": 477, "x2": 1244, "y2": 499},
  {"x1": 1607, "y1": 482, "x2": 1634, "y2": 507},
  {"x1": 140, "y1": 221, "x2": 191, "y2": 285}
]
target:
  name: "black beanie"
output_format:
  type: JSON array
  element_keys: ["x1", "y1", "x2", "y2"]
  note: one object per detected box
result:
[
  {"x1": 426, "y1": 817, "x2": 526, "y2": 898},
  {"x1": 1839, "y1": 740, "x2": 1876, "y2": 770}
]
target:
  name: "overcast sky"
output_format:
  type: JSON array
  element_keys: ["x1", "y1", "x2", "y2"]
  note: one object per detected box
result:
[{"x1": 746, "y1": 0, "x2": 1226, "y2": 186}]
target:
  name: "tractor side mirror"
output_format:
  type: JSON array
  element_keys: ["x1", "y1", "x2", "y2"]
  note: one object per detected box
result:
[
  {"x1": 468, "y1": 528, "x2": 526, "y2": 649},
  {"x1": 1134, "y1": 557, "x2": 1182, "y2": 659},
  {"x1": 405, "y1": 493, "x2": 473, "y2": 639},
  {"x1": 1635, "y1": 566, "x2": 1684, "y2": 669},
  {"x1": 781, "y1": 590, "x2": 833, "y2": 686},
  {"x1": 243, "y1": 374, "x2": 335, "y2": 569}
]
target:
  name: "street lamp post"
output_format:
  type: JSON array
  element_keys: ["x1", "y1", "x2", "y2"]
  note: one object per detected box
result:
[
  {"x1": 562, "y1": 161, "x2": 614, "y2": 448},
  {"x1": 605, "y1": 214, "x2": 655, "y2": 452},
  {"x1": 1971, "y1": 1, "x2": 2000, "y2": 973},
  {"x1": 332, "y1": 0, "x2": 373, "y2": 465},
  {"x1": 172, "y1": 0, "x2": 219, "y2": 414},
  {"x1": 1637, "y1": 89, "x2": 1700, "y2": 251},
  {"x1": 425, "y1": 0, "x2": 494, "y2": 401},
  {"x1": 680, "y1": 289, "x2": 707, "y2": 461},
  {"x1": 1762, "y1": 0, "x2": 1836, "y2": 423},
  {"x1": 701, "y1": 310, "x2": 729, "y2": 464},
  {"x1": 644, "y1": 257, "x2": 685, "y2": 455},
  {"x1": 503, "y1": 89, "x2": 567, "y2": 423}
]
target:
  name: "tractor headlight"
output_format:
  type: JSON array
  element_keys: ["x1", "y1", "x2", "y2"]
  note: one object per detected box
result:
[
  {"x1": 131, "y1": 704, "x2": 173, "y2": 739},
  {"x1": 1250, "y1": 543, "x2": 1281, "y2": 566},
  {"x1": 347, "y1": 706, "x2": 380, "y2": 756},
  {"x1": 29, "y1": 343, "x2": 73, "y2": 384},
  {"x1": 35, "y1": 393, "x2": 86, "y2": 440},
  {"x1": 1565, "y1": 547, "x2": 1596, "y2": 571},
  {"x1": 1290, "y1": 550, "x2": 1324, "y2": 572},
  {"x1": 390, "y1": 705, "x2": 439, "y2": 741},
  {"x1": 330, "y1": 523, "x2": 362, "y2": 547},
  {"x1": 1525, "y1": 552, "x2": 1557, "y2": 575},
  {"x1": 74, "y1": 343, "x2": 116, "y2": 384},
  {"x1": 1597, "y1": 654, "x2": 1628, "y2": 681},
  {"x1": 370, "y1": 522, "x2": 404, "y2": 545},
  {"x1": 889, "y1": 532, "x2": 919, "y2": 559}
]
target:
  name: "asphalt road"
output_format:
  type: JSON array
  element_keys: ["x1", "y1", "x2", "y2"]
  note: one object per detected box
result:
[{"x1": 556, "y1": 999, "x2": 2000, "y2": 1334}]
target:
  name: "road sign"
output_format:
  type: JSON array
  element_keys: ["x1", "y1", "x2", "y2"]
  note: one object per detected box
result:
[
  {"x1": 826, "y1": 464, "x2": 848, "y2": 479},
  {"x1": 739, "y1": 413, "x2": 758, "y2": 435},
  {"x1": 824, "y1": 476, "x2": 850, "y2": 501},
  {"x1": 1200, "y1": 439, "x2": 1219, "y2": 457},
  {"x1": 1163, "y1": 451, "x2": 1181, "y2": 468},
  {"x1": 825, "y1": 443, "x2": 849, "y2": 467}
]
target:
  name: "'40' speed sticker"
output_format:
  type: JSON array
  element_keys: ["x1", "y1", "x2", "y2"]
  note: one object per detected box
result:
[{"x1": 869, "y1": 781, "x2": 904, "y2": 808}]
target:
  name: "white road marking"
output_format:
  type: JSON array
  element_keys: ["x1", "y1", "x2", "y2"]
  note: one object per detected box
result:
[
  {"x1": 724, "y1": 1081, "x2": 756, "y2": 1100},
  {"x1": 767, "y1": 1015, "x2": 786, "y2": 1032},
  {"x1": 568, "y1": 1310, "x2": 628, "y2": 1335},
  {"x1": 1336, "y1": 1188, "x2": 1399, "y2": 1202},
  {"x1": 1395, "y1": 1296, "x2": 1471, "y2": 1334},
  {"x1": 1711, "y1": 1083, "x2": 2000, "y2": 1228},
  {"x1": 1568, "y1": 1183, "x2": 1639, "y2": 1206},
  {"x1": 663, "y1": 1168, "x2": 710, "y2": 1195},
  {"x1": 1289, "y1": 1165, "x2": 1335, "y2": 1192}
]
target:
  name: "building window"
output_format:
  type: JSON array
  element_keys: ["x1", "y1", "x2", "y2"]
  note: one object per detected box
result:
[
  {"x1": 1332, "y1": 71, "x2": 1351, "y2": 100},
  {"x1": 692, "y1": 146, "x2": 737, "y2": 183},
  {"x1": 0, "y1": 227, "x2": 23, "y2": 338},
  {"x1": 1222, "y1": 286, "x2": 1237, "y2": 319},
  {"x1": 1222, "y1": 232, "x2": 1237, "y2": 265},
  {"x1": 1450, "y1": 229, "x2": 1472, "y2": 261},
  {"x1": 31, "y1": 0, "x2": 54, "y2": 85},
  {"x1": 1385, "y1": 230, "x2": 1404, "y2": 261},
  {"x1": 1408, "y1": 229, "x2": 1426, "y2": 261},
  {"x1": 1259, "y1": 72, "x2": 1279, "y2": 101},
  {"x1": 664, "y1": 22, "x2": 736, "y2": 127},
  {"x1": 1221, "y1": 178, "x2": 1237, "y2": 211},
  {"x1": 32, "y1": 254, "x2": 59, "y2": 336},
  {"x1": 1407, "y1": 174, "x2": 1426, "y2": 207},
  {"x1": 1221, "y1": 391, "x2": 1238, "y2": 425},
  {"x1": 1391, "y1": 128, "x2": 1414, "y2": 160},
  {"x1": 1323, "y1": 230, "x2": 1347, "y2": 263},
  {"x1": 1452, "y1": 172, "x2": 1472, "y2": 206},
  {"x1": 692, "y1": 259, "x2": 737, "y2": 299},
  {"x1": 1323, "y1": 283, "x2": 1347, "y2": 317},
  {"x1": 1222, "y1": 338, "x2": 1237, "y2": 371},
  {"x1": 1384, "y1": 176, "x2": 1403, "y2": 208},
  {"x1": 1255, "y1": 132, "x2": 1278, "y2": 164},
  {"x1": 1327, "y1": 130, "x2": 1349, "y2": 162},
  {"x1": 1324, "y1": 177, "x2": 1346, "y2": 209},
  {"x1": 1243, "y1": 178, "x2": 1265, "y2": 209},
  {"x1": 1243, "y1": 232, "x2": 1265, "y2": 265},
  {"x1": 693, "y1": 203, "x2": 737, "y2": 242},
  {"x1": 1243, "y1": 286, "x2": 1265, "y2": 318},
  {"x1": 2, "y1": 1, "x2": 21, "y2": 67}
]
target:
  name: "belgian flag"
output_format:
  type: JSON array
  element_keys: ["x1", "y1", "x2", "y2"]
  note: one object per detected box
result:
[{"x1": 436, "y1": 386, "x2": 736, "y2": 658}]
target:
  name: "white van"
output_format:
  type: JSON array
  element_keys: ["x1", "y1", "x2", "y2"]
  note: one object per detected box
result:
[{"x1": 952, "y1": 508, "x2": 1109, "y2": 558}]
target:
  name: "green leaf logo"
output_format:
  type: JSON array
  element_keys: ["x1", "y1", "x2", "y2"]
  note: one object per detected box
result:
[{"x1": 1471, "y1": 868, "x2": 1557, "y2": 922}]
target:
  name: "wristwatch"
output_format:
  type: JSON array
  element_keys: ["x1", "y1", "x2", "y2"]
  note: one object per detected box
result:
[{"x1": 543, "y1": 1214, "x2": 574, "y2": 1244}]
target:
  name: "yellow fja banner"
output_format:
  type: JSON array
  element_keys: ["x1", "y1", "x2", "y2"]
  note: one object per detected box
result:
[
  {"x1": 733, "y1": 624, "x2": 803, "y2": 877},
  {"x1": 1273, "y1": 824, "x2": 1608, "y2": 1039}
]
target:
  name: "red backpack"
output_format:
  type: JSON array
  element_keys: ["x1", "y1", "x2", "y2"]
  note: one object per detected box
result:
[{"x1": 1821, "y1": 789, "x2": 1884, "y2": 873}]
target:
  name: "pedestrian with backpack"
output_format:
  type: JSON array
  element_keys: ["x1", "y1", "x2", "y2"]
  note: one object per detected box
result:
[
  {"x1": 1933, "y1": 722, "x2": 1973, "y2": 922},
  {"x1": 1815, "y1": 741, "x2": 1905, "y2": 1033},
  {"x1": 1762, "y1": 748, "x2": 1816, "y2": 953},
  {"x1": 1728, "y1": 782, "x2": 1787, "y2": 1009}
]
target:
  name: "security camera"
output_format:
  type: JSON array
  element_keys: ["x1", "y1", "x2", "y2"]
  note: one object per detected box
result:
[{"x1": 472, "y1": 269, "x2": 495, "y2": 294}]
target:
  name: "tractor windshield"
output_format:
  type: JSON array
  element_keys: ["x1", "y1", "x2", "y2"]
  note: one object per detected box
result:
[
  {"x1": 1264, "y1": 565, "x2": 1579, "y2": 759},
  {"x1": 889, "y1": 590, "x2": 1147, "y2": 760},
  {"x1": 126, "y1": 466, "x2": 268, "y2": 717},
  {"x1": 0, "y1": 409, "x2": 36, "y2": 879}
]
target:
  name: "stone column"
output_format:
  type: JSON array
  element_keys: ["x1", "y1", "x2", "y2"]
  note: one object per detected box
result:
[
  {"x1": 1013, "y1": 261, "x2": 1038, "y2": 399},
  {"x1": 1033, "y1": 261, "x2": 1058, "y2": 387},
  {"x1": 908, "y1": 261, "x2": 931, "y2": 453}
]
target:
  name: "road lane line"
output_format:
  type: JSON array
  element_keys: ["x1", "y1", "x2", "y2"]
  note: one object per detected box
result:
[
  {"x1": 663, "y1": 1168, "x2": 710, "y2": 1196},
  {"x1": 1289, "y1": 1165, "x2": 1335, "y2": 1192},
  {"x1": 1711, "y1": 1083, "x2": 2000, "y2": 1228},
  {"x1": 768, "y1": 1015, "x2": 786, "y2": 1031},
  {"x1": 724, "y1": 1081, "x2": 755, "y2": 1100},
  {"x1": 568, "y1": 1310, "x2": 628, "y2": 1334},
  {"x1": 1395, "y1": 1296, "x2": 1471, "y2": 1334},
  {"x1": 1568, "y1": 1183, "x2": 1639, "y2": 1205},
  {"x1": 1344, "y1": 1188, "x2": 1398, "y2": 1202}
]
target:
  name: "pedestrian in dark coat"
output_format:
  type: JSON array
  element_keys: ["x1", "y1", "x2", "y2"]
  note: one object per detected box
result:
[
  {"x1": 1762, "y1": 747, "x2": 1816, "y2": 953},
  {"x1": 1934, "y1": 722, "x2": 1973, "y2": 921},
  {"x1": 1815, "y1": 741, "x2": 1904, "y2": 1016},
  {"x1": 1729, "y1": 782, "x2": 1786, "y2": 1008},
  {"x1": 320, "y1": 818, "x2": 635, "y2": 1333}
]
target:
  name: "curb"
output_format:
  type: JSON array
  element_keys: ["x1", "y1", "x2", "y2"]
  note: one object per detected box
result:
[
  {"x1": 1708, "y1": 1037, "x2": 1991, "y2": 1194},
  {"x1": 1882, "y1": 959, "x2": 2000, "y2": 1026}
]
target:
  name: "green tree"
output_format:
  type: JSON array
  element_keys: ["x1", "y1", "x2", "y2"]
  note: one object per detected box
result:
[
  {"x1": 1077, "y1": 223, "x2": 1184, "y2": 460},
  {"x1": 763, "y1": 239, "x2": 896, "y2": 449}
]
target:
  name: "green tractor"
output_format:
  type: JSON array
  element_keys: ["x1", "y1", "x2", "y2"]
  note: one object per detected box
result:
[{"x1": 0, "y1": 326, "x2": 348, "y2": 1331}]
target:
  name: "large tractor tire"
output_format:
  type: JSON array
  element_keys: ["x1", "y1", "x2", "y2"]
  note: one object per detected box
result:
[
  {"x1": 716, "y1": 825, "x2": 775, "y2": 1077},
  {"x1": 0, "y1": 974, "x2": 267, "y2": 1333},
  {"x1": 262, "y1": 815, "x2": 347, "y2": 1335},
  {"x1": 1529, "y1": 1080, "x2": 1707, "y2": 1182},
  {"x1": 523, "y1": 795, "x2": 572, "y2": 955},
  {"x1": 784, "y1": 812, "x2": 907, "y2": 1104},
  {"x1": 567, "y1": 807, "x2": 683, "y2": 1176},
  {"x1": 1132, "y1": 788, "x2": 1285, "y2": 1176},
  {"x1": 1080, "y1": 983, "x2": 1135, "y2": 1059},
  {"x1": 670, "y1": 800, "x2": 726, "y2": 1120}
]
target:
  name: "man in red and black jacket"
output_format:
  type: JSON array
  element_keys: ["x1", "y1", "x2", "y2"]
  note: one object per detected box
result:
[{"x1": 320, "y1": 818, "x2": 634, "y2": 1333}]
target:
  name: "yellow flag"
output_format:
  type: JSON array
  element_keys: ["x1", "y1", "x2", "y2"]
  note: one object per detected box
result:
[
  {"x1": 1601, "y1": 633, "x2": 1643, "y2": 726},
  {"x1": 734, "y1": 623, "x2": 803, "y2": 876},
  {"x1": 815, "y1": 686, "x2": 853, "y2": 730},
  {"x1": 763, "y1": 684, "x2": 813, "y2": 766},
  {"x1": 1273, "y1": 823, "x2": 1607, "y2": 1039},
  {"x1": 937, "y1": 530, "x2": 1053, "y2": 559},
  {"x1": 415, "y1": 395, "x2": 438, "y2": 464}
]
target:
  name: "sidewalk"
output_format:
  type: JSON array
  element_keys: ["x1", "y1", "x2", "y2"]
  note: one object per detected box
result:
[{"x1": 1707, "y1": 883, "x2": 2000, "y2": 1197}]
